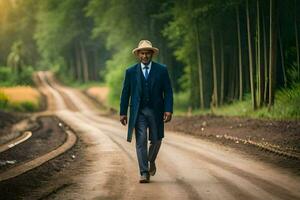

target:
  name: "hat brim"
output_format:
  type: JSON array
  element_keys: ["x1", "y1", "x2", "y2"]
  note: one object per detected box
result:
[{"x1": 132, "y1": 47, "x2": 159, "y2": 55}]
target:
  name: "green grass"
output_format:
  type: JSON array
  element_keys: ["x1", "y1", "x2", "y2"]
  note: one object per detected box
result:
[{"x1": 8, "y1": 101, "x2": 39, "y2": 112}]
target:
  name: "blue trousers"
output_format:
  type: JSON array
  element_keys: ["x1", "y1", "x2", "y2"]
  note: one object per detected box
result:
[{"x1": 135, "y1": 107, "x2": 161, "y2": 175}]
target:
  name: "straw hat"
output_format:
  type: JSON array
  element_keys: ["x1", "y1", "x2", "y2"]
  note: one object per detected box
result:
[{"x1": 132, "y1": 40, "x2": 159, "y2": 55}]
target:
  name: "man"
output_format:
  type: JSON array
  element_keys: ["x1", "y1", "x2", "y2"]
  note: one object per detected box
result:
[{"x1": 120, "y1": 40, "x2": 173, "y2": 183}]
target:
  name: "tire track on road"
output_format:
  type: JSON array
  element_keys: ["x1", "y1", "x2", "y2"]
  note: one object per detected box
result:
[
  {"x1": 166, "y1": 141, "x2": 299, "y2": 200},
  {"x1": 45, "y1": 76, "x2": 202, "y2": 199}
]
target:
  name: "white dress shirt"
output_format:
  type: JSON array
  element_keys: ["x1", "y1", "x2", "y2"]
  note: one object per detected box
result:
[{"x1": 141, "y1": 62, "x2": 152, "y2": 78}]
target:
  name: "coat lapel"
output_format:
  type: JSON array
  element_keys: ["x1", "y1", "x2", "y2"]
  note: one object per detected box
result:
[
  {"x1": 150, "y1": 62, "x2": 157, "y2": 91},
  {"x1": 135, "y1": 64, "x2": 142, "y2": 96}
]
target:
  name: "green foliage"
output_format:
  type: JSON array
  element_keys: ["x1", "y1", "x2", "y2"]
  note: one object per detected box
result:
[
  {"x1": 105, "y1": 47, "x2": 135, "y2": 109},
  {"x1": 0, "y1": 91, "x2": 9, "y2": 109},
  {"x1": 0, "y1": 66, "x2": 34, "y2": 86},
  {"x1": 51, "y1": 56, "x2": 70, "y2": 83},
  {"x1": 0, "y1": 67, "x2": 11, "y2": 83},
  {"x1": 173, "y1": 90, "x2": 190, "y2": 112},
  {"x1": 162, "y1": 0, "x2": 212, "y2": 108},
  {"x1": 209, "y1": 86, "x2": 300, "y2": 120},
  {"x1": 272, "y1": 84, "x2": 300, "y2": 119},
  {"x1": 35, "y1": 1, "x2": 75, "y2": 66},
  {"x1": 9, "y1": 101, "x2": 39, "y2": 112},
  {"x1": 16, "y1": 66, "x2": 34, "y2": 85},
  {"x1": 35, "y1": 0, "x2": 96, "y2": 79},
  {"x1": 286, "y1": 65, "x2": 299, "y2": 86},
  {"x1": 7, "y1": 40, "x2": 25, "y2": 74},
  {"x1": 0, "y1": 0, "x2": 39, "y2": 67}
]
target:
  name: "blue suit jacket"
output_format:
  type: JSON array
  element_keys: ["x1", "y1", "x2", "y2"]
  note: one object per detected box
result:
[{"x1": 120, "y1": 61, "x2": 173, "y2": 142}]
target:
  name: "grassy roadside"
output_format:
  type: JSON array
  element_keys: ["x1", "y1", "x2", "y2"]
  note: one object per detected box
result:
[
  {"x1": 0, "y1": 86, "x2": 41, "y2": 112},
  {"x1": 182, "y1": 84, "x2": 300, "y2": 120},
  {"x1": 0, "y1": 66, "x2": 42, "y2": 112}
]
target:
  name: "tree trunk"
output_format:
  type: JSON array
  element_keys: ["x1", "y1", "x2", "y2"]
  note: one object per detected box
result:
[
  {"x1": 256, "y1": 0, "x2": 263, "y2": 107},
  {"x1": 220, "y1": 33, "x2": 225, "y2": 105},
  {"x1": 69, "y1": 58, "x2": 75, "y2": 80},
  {"x1": 195, "y1": 24, "x2": 205, "y2": 109},
  {"x1": 246, "y1": 0, "x2": 257, "y2": 110},
  {"x1": 229, "y1": 56, "x2": 235, "y2": 101},
  {"x1": 80, "y1": 41, "x2": 89, "y2": 83},
  {"x1": 278, "y1": 25, "x2": 287, "y2": 87},
  {"x1": 211, "y1": 28, "x2": 218, "y2": 107},
  {"x1": 93, "y1": 48, "x2": 99, "y2": 81},
  {"x1": 268, "y1": 0, "x2": 278, "y2": 109},
  {"x1": 295, "y1": 0, "x2": 300, "y2": 80},
  {"x1": 234, "y1": 51, "x2": 239, "y2": 99},
  {"x1": 236, "y1": 5, "x2": 243, "y2": 101},
  {"x1": 75, "y1": 44, "x2": 82, "y2": 82},
  {"x1": 227, "y1": 41, "x2": 238, "y2": 101},
  {"x1": 263, "y1": 13, "x2": 268, "y2": 105}
]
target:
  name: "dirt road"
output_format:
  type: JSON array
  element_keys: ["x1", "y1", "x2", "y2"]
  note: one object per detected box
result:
[{"x1": 36, "y1": 71, "x2": 300, "y2": 200}]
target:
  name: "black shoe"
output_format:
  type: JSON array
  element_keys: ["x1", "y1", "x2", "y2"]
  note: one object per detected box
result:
[
  {"x1": 139, "y1": 173, "x2": 150, "y2": 183},
  {"x1": 149, "y1": 162, "x2": 156, "y2": 176}
]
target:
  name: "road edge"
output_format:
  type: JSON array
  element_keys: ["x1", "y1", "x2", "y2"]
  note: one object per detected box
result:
[
  {"x1": 0, "y1": 131, "x2": 32, "y2": 153},
  {"x1": 0, "y1": 121, "x2": 77, "y2": 182}
]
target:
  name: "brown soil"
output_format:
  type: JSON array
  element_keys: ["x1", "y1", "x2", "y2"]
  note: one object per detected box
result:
[
  {"x1": 0, "y1": 115, "x2": 82, "y2": 200},
  {"x1": 166, "y1": 115, "x2": 300, "y2": 151},
  {"x1": 0, "y1": 111, "x2": 25, "y2": 145},
  {"x1": 0, "y1": 116, "x2": 67, "y2": 172},
  {"x1": 0, "y1": 111, "x2": 24, "y2": 132},
  {"x1": 165, "y1": 114, "x2": 300, "y2": 174}
]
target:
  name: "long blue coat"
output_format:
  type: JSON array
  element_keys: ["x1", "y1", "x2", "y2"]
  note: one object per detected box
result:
[{"x1": 120, "y1": 61, "x2": 173, "y2": 142}]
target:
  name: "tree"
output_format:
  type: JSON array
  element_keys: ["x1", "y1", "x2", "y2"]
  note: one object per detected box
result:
[
  {"x1": 295, "y1": 0, "x2": 300, "y2": 80},
  {"x1": 246, "y1": 0, "x2": 257, "y2": 109},
  {"x1": 35, "y1": 0, "x2": 101, "y2": 82},
  {"x1": 268, "y1": 0, "x2": 278, "y2": 108},
  {"x1": 195, "y1": 24, "x2": 205, "y2": 109},
  {"x1": 236, "y1": 5, "x2": 243, "y2": 100},
  {"x1": 7, "y1": 41, "x2": 25, "y2": 75},
  {"x1": 211, "y1": 28, "x2": 219, "y2": 107},
  {"x1": 0, "y1": 0, "x2": 39, "y2": 67}
]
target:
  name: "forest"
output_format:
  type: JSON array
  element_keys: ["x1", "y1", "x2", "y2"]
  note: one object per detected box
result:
[{"x1": 0, "y1": 0, "x2": 299, "y2": 119}]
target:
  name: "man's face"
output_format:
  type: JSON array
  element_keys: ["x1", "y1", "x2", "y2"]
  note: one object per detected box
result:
[{"x1": 138, "y1": 50, "x2": 153, "y2": 64}]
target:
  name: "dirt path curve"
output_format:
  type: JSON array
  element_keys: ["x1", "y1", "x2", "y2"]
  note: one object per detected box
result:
[{"x1": 36, "y1": 71, "x2": 300, "y2": 200}]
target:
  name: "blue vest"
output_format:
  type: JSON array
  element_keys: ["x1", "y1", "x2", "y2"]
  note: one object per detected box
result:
[{"x1": 140, "y1": 68, "x2": 153, "y2": 109}]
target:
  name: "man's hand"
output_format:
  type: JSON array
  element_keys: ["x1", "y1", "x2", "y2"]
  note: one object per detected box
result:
[
  {"x1": 120, "y1": 115, "x2": 128, "y2": 126},
  {"x1": 164, "y1": 112, "x2": 172, "y2": 123}
]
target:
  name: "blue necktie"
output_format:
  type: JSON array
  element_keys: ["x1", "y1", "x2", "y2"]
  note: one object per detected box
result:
[{"x1": 144, "y1": 66, "x2": 149, "y2": 80}]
